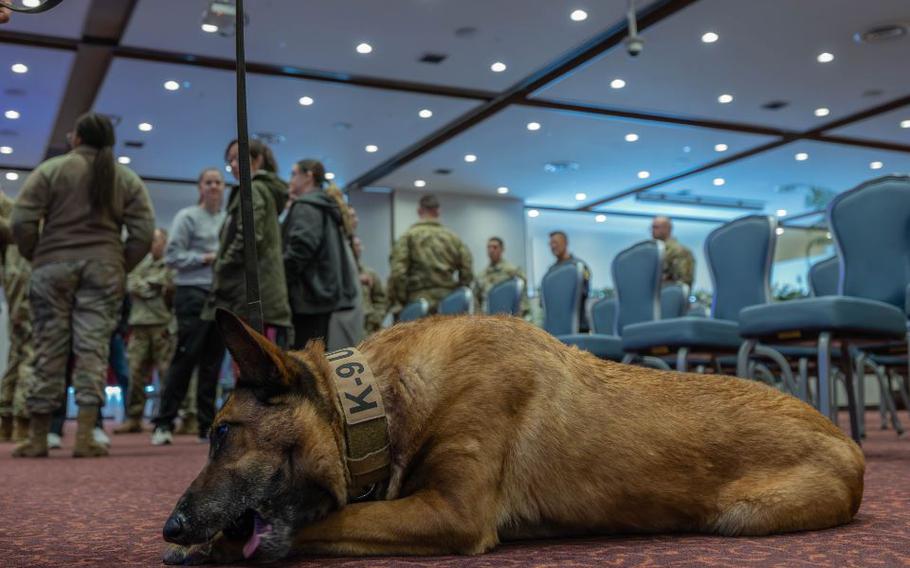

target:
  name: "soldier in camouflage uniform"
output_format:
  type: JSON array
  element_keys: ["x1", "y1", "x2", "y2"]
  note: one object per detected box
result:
[
  {"x1": 0, "y1": 190, "x2": 34, "y2": 443},
  {"x1": 474, "y1": 236, "x2": 530, "y2": 318},
  {"x1": 114, "y1": 228, "x2": 176, "y2": 433},
  {"x1": 352, "y1": 236, "x2": 388, "y2": 335},
  {"x1": 651, "y1": 216, "x2": 695, "y2": 288},
  {"x1": 388, "y1": 194, "x2": 473, "y2": 315}
]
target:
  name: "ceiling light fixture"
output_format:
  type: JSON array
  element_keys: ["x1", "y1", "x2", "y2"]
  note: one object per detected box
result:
[
  {"x1": 497, "y1": 186, "x2": 509, "y2": 194},
  {"x1": 22, "y1": 0, "x2": 41, "y2": 6},
  {"x1": 0, "y1": 146, "x2": 12, "y2": 155},
  {"x1": 11, "y1": 63, "x2": 28, "y2": 74},
  {"x1": 701, "y1": 31, "x2": 719, "y2": 43},
  {"x1": 414, "y1": 180, "x2": 427, "y2": 188},
  {"x1": 870, "y1": 161, "x2": 884, "y2": 170},
  {"x1": 4, "y1": 110, "x2": 20, "y2": 120},
  {"x1": 418, "y1": 109, "x2": 433, "y2": 118},
  {"x1": 624, "y1": 133, "x2": 639, "y2": 142},
  {"x1": 356, "y1": 42, "x2": 373, "y2": 54},
  {"x1": 4, "y1": 172, "x2": 18, "y2": 181},
  {"x1": 795, "y1": 152, "x2": 809, "y2": 161},
  {"x1": 575, "y1": 192, "x2": 587, "y2": 201},
  {"x1": 714, "y1": 143, "x2": 728, "y2": 152},
  {"x1": 527, "y1": 209, "x2": 540, "y2": 218},
  {"x1": 201, "y1": 23, "x2": 218, "y2": 33},
  {"x1": 138, "y1": 122, "x2": 153, "y2": 132},
  {"x1": 717, "y1": 93, "x2": 733, "y2": 104},
  {"x1": 298, "y1": 96, "x2": 314, "y2": 106},
  {"x1": 365, "y1": 144, "x2": 378, "y2": 153},
  {"x1": 610, "y1": 78, "x2": 626, "y2": 89},
  {"x1": 776, "y1": 227, "x2": 785, "y2": 236},
  {"x1": 901, "y1": 119, "x2": 910, "y2": 128},
  {"x1": 713, "y1": 177, "x2": 725, "y2": 186},
  {"x1": 200, "y1": 1, "x2": 247, "y2": 37},
  {"x1": 814, "y1": 107, "x2": 830, "y2": 117},
  {"x1": 164, "y1": 80, "x2": 180, "y2": 91},
  {"x1": 464, "y1": 154, "x2": 477, "y2": 163},
  {"x1": 637, "y1": 170, "x2": 650, "y2": 179},
  {"x1": 570, "y1": 9, "x2": 588, "y2": 22},
  {"x1": 325, "y1": 172, "x2": 335, "y2": 180},
  {"x1": 526, "y1": 122, "x2": 541, "y2": 131},
  {"x1": 595, "y1": 214, "x2": 607, "y2": 223},
  {"x1": 491, "y1": 61, "x2": 507, "y2": 73},
  {"x1": 118, "y1": 156, "x2": 131, "y2": 165},
  {"x1": 817, "y1": 52, "x2": 835, "y2": 63},
  {"x1": 777, "y1": 209, "x2": 788, "y2": 217}
]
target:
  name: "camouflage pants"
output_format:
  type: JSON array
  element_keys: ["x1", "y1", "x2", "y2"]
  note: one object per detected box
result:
[
  {"x1": 28, "y1": 260, "x2": 125, "y2": 414},
  {"x1": 125, "y1": 324, "x2": 175, "y2": 419},
  {"x1": 0, "y1": 273, "x2": 34, "y2": 418}
]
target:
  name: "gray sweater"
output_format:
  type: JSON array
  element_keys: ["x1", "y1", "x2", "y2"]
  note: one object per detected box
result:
[{"x1": 165, "y1": 205, "x2": 225, "y2": 289}]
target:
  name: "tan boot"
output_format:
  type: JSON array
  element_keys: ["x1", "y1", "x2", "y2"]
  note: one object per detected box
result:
[
  {"x1": 175, "y1": 415, "x2": 199, "y2": 436},
  {"x1": 0, "y1": 415, "x2": 11, "y2": 442},
  {"x1": 73, "y1": 406, "x2": 109, "y2": 458},
  {"x1": 12, "y1": 416, "x2": 29, "y2": 442},
  {"x1": 113, "y1": 416, "x2": 144, "y2": 434},
  {"x1": 11, "y1": 413, "x2": 51, "y2": 457}
]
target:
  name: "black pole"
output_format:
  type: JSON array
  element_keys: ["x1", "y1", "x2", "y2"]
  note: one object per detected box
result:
[{"x1": 234, "y1": 0, "x2": 264, "y2": 333}]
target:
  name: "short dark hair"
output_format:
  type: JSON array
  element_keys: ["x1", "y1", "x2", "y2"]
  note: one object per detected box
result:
[
  {"x1": 549, "y1": 230, "x2": 568, "y2": 243},
  {"x1": 488, "y1": 237, "x2": 504, "y2": 248},
  {"x1": 419, "y1": 194, "x2": 440, "y2": 210}
]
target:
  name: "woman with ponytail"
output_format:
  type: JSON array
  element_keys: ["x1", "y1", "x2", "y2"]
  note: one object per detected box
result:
[{"x1": 11, "y1": 112, "x2": 155, "y2": 459}]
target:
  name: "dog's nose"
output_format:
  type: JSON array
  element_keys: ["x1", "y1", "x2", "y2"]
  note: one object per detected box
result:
[{"x1": 163, "y1": 513, "x2": 186, "y2": 541}]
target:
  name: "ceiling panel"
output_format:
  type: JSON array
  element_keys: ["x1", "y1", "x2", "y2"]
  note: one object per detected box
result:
[
  {"x1": 376, "y1": 104, "x2": 776, "y2": 208},
  {"x1": 535, "y1": 0, "x2": 910, "y2": 131},
  {"x1": 0, "y1": 45, "x2": 75, "y2": 167},
  {"x1": 121, "y1": 0, "x2": 627, "y2": 91},
  {"x1": 92, "y1": 57, "x2": 482, "y2": 182},
  {"x1": 827, "y1": 106, "x2": 910, "y2": 145},
  {"x1": 0, "y1": 0, "x2": 90, "y2": 39}
]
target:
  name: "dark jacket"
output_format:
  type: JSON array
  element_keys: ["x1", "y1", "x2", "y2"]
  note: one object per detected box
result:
[
  {"x1": 202, "y1": 171, "x2": 292, "y2": 328},
  {"x1": 282, "y1": 191, "x2": 357, "y2": 315}
]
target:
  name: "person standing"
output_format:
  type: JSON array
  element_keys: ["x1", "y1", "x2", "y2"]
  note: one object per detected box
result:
[
  {"x1": 544, "y1": 231, "x2": 592, "y2": 332},
  {"x1": 651, "y1": 216, "x2": 695, "y2": 288},
  {"x1": 353, "y1": 236, "x2": 387, "y2": 335},
  {"x1": 11, "y1": 112, "x2": 155, "y2": 458},
  {"x1": 474, "y1": 236, "x2": 529, "y2": 317},
  {"x1": 388, "y1": 194, "x2": 473, "y2": 315},
  {"x1": 115, "y1": 228, "x2": 175, "y2": 434},
  {"x1": 151, "y1": 168, "x2": 226, "y2": 445}
]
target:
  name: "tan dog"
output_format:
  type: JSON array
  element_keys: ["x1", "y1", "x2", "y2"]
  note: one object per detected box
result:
[{"x1": 162, "y1": 310, "x2": 864, "y2": 564}]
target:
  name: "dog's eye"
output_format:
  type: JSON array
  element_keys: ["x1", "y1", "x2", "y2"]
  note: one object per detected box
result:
[{"x1": 215, "y1": 423, "x2": 229, "y2": 440}]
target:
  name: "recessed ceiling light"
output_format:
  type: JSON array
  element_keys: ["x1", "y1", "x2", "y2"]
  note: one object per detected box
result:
[
  {"x1": 714, "y1": 143, "x2": 728, "y2": 152},
  {"x1": 570, "y1": 9, "x2": 588, "y2": 22},
  {"x1": 527, "y1": 209, "x2": 540, "y2": 218},
  {"x1": 610, "y1": 78, "x2": 626, "y2": 89},
  {"x1": 595, "y1": 214, "x2": 607, "y2": 223},
  {"x1": 526, "y1": 122, "x2": 541, "y2": 131},
  {"x1": 325, "y1": 172, "x2": 335, "y2": 180},
  {"x1": 713, "y1": 177, "x2": 725, "y2": 186},
  {"x1": 464, "y1": 154, "x2": 477, "y2": 163},
  {"x1": 4, "y1": 110, "x2": 20, "y2": 120},
  {"x1": 900, "y1": 119, "x2": 910, "y2": 128},
  {"x1": 870, "y1": 161, "x2": 884, "y2": 170},
  {"x1": 11, "y1": 63, "x2": 29, "y2": 75},
  {"x1": 814, "y1": 107, "x2": 830, "y2": 117},
  {"x1": 497, "y1": 186, "x2": 509, "y2": 194},
  {"x1": 224, "y1": 165, "x2": 231, "y2": 173},
  {"x1": 365, "y1": 144, "x2": 378, "y2": 153},
  {"x1": 117, "y1": 156, "x2": 131, "y2": 165},
  {"x1": 201, "y1": 23, "x2": 218, "y2": 33},
  {"x1": 298, "y1": 96, "x2": 314, "y2": 106},
  {"x1": 356, "y1": 43, "x2": 373, "y2": 54},
  {"x1": 22, "y1": 0, "x2": 41, "y2": 6},
  {"x1": 414, "y1": 180, "x2": 427, "y2": 188},
  {"x1": 575, "y1": 192, "x2": 587, "y2": 201},
  {"x1": 777, "y1": 209, "x2": 788, "y2": 217},
  {"x1": 701, "y1": 31, "x2": 719, "y2": 43},
  {"x1": 624, "y1": 133, "x2": 639, "y2": 142},
  {"x1": 795, "y1": 152, "x2": 809, "y2": 161},
  {"x1": 491, "y1": 61, "x2": 507, "y2": 73},
  {"x1": 826, "y1": 232, "x2": 832, "y2": 239},
  {"x1": 776, "y1": 227, "x2": 785, "y2": 236},
  {"x1": 4, "y1": 172, "x2": 18, "y2": 181},
  {"x1": 138, "y1": 122, "x2": 153, "y2": 132},
  {"x1": 817, "y1": 52, "x2": 834, "y2": 63},
  {"x1": 418, "y1": 108, "x2": 433, "y2": 119},
  {"x1": 0, "y1": 146, "x2": 12, "y2": 155},
  {"x1": 163, "y1": 80, "x2": 180, "y2": 91},
  {"x1": 637, "y1": 170, "x2": 650, "y2": 179},
  {"x1": 718, "y1": 93, "x2": 733, "y2": 104}
]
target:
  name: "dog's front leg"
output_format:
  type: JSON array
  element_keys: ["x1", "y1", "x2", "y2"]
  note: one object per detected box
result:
[{"x1": 292, "y1": 489, "x2": 499, "y2": 556}]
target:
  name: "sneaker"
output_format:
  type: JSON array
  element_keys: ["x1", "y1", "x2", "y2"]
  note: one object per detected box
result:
[
  {"x1": 151, "y1": 427, "x2": 173, "y2": 446},
  {"x1": 93, "y1": 427, "x2": 112, "y2": 447},
  {"x1": 47, "y1": 433, "x2": 62, "y2": 449}
]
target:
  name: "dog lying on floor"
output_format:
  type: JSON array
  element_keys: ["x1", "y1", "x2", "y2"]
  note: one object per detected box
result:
[{"x1": 162, "y1": 309, "x2": 864, "y2": 564}]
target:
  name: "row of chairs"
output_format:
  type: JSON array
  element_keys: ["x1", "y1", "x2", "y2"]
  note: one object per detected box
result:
[{"x1": 398, "y1": 277, "x2": 525, "y2": 321}]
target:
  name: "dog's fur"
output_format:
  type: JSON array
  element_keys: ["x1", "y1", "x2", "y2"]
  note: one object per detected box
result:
[{"x1": 163, "y1": 310, "x2": 864, "y2": 564}]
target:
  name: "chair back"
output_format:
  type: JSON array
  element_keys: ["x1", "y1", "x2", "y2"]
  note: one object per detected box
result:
[
  {"x1": 830, "y1": 175, "x2": 910, "y2": 308},
  {"x1": 590, "y1": 297, "x2": 618, "y2": 335},
  {"x1": 486, "y1": 277, "x2": 523, "y2": 316},
  {"x1": 542, "y1": 262, "x2": 584, "y2": 335},
  {"x1": 398, "y1": 299, "x2": 429, "y2": 322},
  {"x1": 705, "y1": 215, "x2": 777, "y2": 321},
  {"x1": 809, "y1": 256, "x2": 839, "y2": 297},
  {"x1": 660, "y1": 283, "x2": 689, "y2": 318},
  {"x1": 438, "y1": 287, "x2": 474, "y2": 316},
  {"x1": 612, "y1": 240, "x2": 663, "y2": 334}
]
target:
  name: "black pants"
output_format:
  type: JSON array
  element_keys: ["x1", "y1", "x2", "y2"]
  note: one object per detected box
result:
[
  {"x1": 292, "y1": 313, "x2": 331, "y2": 350},
  {"x1": 154, "y1": 287, "x2": 225, "y2": 435}
]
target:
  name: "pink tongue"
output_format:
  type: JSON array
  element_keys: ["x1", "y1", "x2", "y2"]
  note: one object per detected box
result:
[{"x1": 242, "y1": 515, "x2": 273, "y2": 559}]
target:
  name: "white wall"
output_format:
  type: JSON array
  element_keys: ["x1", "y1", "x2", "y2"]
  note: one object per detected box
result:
[{"x1": 348, "y1": 189, "x2": 393, "y2": 281}]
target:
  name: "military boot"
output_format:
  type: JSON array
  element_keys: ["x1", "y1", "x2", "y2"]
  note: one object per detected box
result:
[
  {"x1": 0, "y1": 415, "x2": 11, "y2": 442},
  {"x1": 113, "y1": 416, "x2": 145, "y2": 434},
  {"x1": 73, "y1": 406, "x2": 109, "y2": 458},
  {"x1": 13, "y1": 416, "x2": 29, "y2": 442},
  {"x1": 11, "y1": 413, "x2": 51, "y2": 457}
]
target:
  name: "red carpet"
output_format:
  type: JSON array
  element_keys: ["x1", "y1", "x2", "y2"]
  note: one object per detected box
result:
[{"x1": 2, "y1": 412, "x2": 909, "y2": 567}]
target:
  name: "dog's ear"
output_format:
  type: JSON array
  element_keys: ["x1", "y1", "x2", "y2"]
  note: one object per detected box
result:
[{"x1": 215, "y1": 308, "x2": 309, "y2": 396}]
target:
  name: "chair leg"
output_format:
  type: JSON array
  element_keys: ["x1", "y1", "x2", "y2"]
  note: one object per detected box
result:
[
  {"x1": 754, "y1": 345, "x2": 798, "y2": 396},
  {"x1": 817, "y1": 333, "x2": 832, "y2": 421},
  {"x1": 798, "y1": 357, "x2": 810, "y2": 404},
  {"x1": 641, "y1": 356, "x2": 672, "y2": 371},
  {"x1": 675, "y1": 347, "x2": 689, "y2": 373},
  {"x1": 862, "y1": 357, "x2": 888, "y2": 430},
  {"x1": 695, "y1": 364, "x2": 706, "y2": 374},
  {"x1": 875, "y1": 365, "x2": 904, "y2": 436},
  {"x1": 839, "y1": 341, "x2": 862, "y2": 445},
  {"x1": 753, "y1": 363, "x2": 776, "y2": 386},
  {"x1": 736, "y1": 340, "x2": 756, "y2": 378},
  {"x1": 621, "y1": 353, "x2": 636, "y2": 365},
  {"x1": 892, "y1": 371, "x2": 910, "y2": 420}
]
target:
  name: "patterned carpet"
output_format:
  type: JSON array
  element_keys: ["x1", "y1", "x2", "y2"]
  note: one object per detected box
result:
[{"x1": 1, "y1": 412, "x2": 909, "y2": 567}]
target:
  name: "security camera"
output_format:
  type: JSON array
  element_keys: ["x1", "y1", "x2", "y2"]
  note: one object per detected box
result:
[{"x1": 626, "y1": 35, "x2": 644, "y2": 57}]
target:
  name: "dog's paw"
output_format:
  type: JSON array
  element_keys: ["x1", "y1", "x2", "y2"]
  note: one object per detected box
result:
[{"x1": 162, "y1": 543, "x2": 212, "y2": 565}]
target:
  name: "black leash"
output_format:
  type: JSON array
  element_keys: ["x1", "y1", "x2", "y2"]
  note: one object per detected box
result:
[{"x1": 7, "y1": 0, "x2": 265, "y2": 333}]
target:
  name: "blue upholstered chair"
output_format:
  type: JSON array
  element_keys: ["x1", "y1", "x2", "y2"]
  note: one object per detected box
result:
[
  {"x1": 486, "y1": 277, "x2": 523, "y2": 316},
  {"x1": 809, "y1": 256, "x2": 839, "y2": 297},
  {"x1": 558, "y1": 240, "x2": 663, "y2": 361},
  {"x1": 398, "y1": 299, "x2": 429, "y2": 322},
  {"x1": 622, "y1": 216, "x2": 778, "y2": 373},
  {"x1": 738, "y1": 176, "x2": 910, "y2": 444},
  {"x1": 438, "y1": 287, "x2": 474, "y2": 316},
  {"x1": 541, "y1": 262, "x2": 585, "y2": 336},
  {"x1": 660, "y1": 284, "x2": 689, "y2": 319}
]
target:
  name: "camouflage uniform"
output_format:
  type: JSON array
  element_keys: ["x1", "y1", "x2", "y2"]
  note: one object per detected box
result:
[
  {"x1": 474, "y1": 258, "x2": 530, "y2": 318},
  {"x1": 661, "y1": 237, "x2": 695, "y2": 288},
  {"x1": 0, "y1": 192, "x2": 33, "y2": 421},
  {"x1": 125, "y1": 253, "x2": 176, "y2": 420},
  {"x1": 388, "y1": 219, "x2": 473, "y2": 314},
  {"x1": 359, "y1": 264, "x2": 388, "y2": 335}
]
